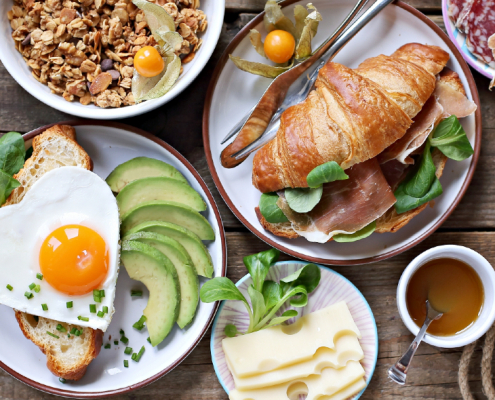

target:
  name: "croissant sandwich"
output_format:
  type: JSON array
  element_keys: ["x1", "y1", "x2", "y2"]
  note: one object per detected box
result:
[{"x1": 249, "y1": 43, "x2": 477, "y2": 243}]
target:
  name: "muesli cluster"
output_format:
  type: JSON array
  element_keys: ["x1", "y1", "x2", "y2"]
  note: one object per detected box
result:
[{"x1": 8, "y1": 0, "x2": 207, "y2": 108}]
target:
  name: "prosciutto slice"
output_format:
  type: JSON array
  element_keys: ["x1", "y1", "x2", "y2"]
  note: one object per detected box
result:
[
  {"x1": 377, "y1": 96, "x2": 443, "y2": 164},
  {"x1": 434, "y1": 80, "x2": 478, "y2": 118},
  {"x1": 277, "y1": 158, "x2": 396, "y2": 243}
]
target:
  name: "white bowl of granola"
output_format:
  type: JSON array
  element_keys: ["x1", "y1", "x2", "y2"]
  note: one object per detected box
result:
[{"x1": 0, "y1": 0, "x2": 223, "y2": 119}]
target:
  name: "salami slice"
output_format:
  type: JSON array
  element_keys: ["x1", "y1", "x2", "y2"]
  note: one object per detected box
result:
[
  {"x1": 448, "y1": 0, "x2": 476, "y2": 32},
  {"x1": 466, "y1": 0, "x2": 495, "y2": 66}
]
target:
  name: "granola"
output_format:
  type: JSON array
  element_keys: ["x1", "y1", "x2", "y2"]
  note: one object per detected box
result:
[{"x1": 8, "y1": 0, "x2": 207, "y2": 108}]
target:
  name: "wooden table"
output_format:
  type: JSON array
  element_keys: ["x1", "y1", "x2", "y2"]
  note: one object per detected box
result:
[{"x1": 1, "y1": 0, "x2": 494, "y2": 398}]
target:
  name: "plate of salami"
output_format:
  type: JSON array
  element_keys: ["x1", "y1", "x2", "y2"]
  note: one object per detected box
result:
[
  {"x1": 203, "y1": 0, "x2": 482, "y2": 265},
  {"x1": 443, "y1": 0, "x2": 495, "y2": 82}
]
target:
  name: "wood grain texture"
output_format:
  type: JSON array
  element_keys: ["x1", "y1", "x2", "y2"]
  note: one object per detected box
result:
[
  {"x1": 1, "y1": 1, "x2": 494, "y2": 399},
  {"x1": 1, "y1": 231, "x2": 495, "y2": 400}
]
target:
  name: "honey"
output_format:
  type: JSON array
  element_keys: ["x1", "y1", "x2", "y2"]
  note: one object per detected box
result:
[{"x1": 406, "y1": 258, "x2": 484, "y2": 336}]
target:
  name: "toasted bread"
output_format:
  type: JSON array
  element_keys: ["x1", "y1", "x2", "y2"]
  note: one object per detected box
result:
[{"x1": 4, "y1": 125, "x2": 102, "y2": 381}]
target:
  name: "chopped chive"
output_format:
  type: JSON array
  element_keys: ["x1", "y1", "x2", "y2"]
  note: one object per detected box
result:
[
  {"x1": 24, "y1": 292, "x2": 33, "y2": 299},
  {"x1": 114, "y1": 340, "x2": 118, "y2": 345},
  {"x1": 124, "y1": 360, "x2": 129, "y2": 368},
  {"x1": 102, "y1": 306, "x2": 108, "y2": 314},
  {"x1": 46, "y1": 331, "x2": 59, "y2": 339},
  {"x1": 70, "y1": 328, "x2": 78, "y2": 335},
  {"x1": 132, "y1": 315, "x2": 147, "y2": 330},
  {"x1": 147, "y1": 337, "x2": 151, "y2": 344},
  {"x1": 89, "y1": 304, "x2": 96, "y2": 313},
  {"x1": 100, "y1": 290, "x2": 105, "y2": 298},
  {"x1": 57, "y1": 324, "x2": 66, "y2": 332},
  {"x1": 41, "y1": 303, "x2": 48, "y2": 311},
  {"x1": 28, "y1": 283, "x2": 36, "y2": 290},
  {"x1": 120, "y1": 329, "x2": 125, "y2": 335},
  {"x1": 74, "y1": 329, "x2": 82, "y2": 336},
  {"x1": 67, "y1": 333, "x2": 70, "y2": 338},
  {"x1": 93, "y1": 290, "x2": 101, "y2": 303},
  {"x1": 120, "y1": 336, "x2": 129, "y2": 344},
  {"x1": 124, "y1": 347, "x2": 133, "y2": 355},
  {"x1": 33, "y1": 284, "x2": 40, "y2": 293},
  {"x1": 97, "y1": 311, "x2": 104, "y2": 318},
  {"x1": 66, "y1": 301, "x2": 73, "y2": 308},
  {"x1": 6, "y1": 284, "x2": 13, "y2": 291},
  {"x1": 36, "y1": 273, "x2": 43, "y2": 280},
  {"x1": 78, "y1": 316, "x2": 89, "y2": 322},
  {"x1": 131, "y1": 290, "x2": 143, "y2": 297},
  {"x1": 132, "y1": 346, "x2": 145, "y2": 362},
  {"x1": 59, "y1": 377, "x2": 67, "y2": 384},
  {"x1": 104, "y1": 343, "x2": 111, "y2": 349}
]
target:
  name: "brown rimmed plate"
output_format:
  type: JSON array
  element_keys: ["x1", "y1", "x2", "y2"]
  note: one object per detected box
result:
[
  {"x1": 203, "y1": 0, "x2": 481, "y2": 265},
  {"x1": 0, "y1": 121, "x2": 226, "y2": 397}
]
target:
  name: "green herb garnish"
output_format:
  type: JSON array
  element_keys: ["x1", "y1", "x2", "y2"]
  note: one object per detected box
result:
[
  {"x1": 124, "y1": 360, "x2": 129, "y2": 368},
  {"x1": 24, "y1": 292, "x2": 33, "y2": 299},
  {"x1": 200, "y1": 248, "x2": 320, "y2": 334},
  {"x1": 258, "y1": 193, "x2": 289, "y2": 223},
  {"x1": 28, "y1": 283, "x2": 36, "y2": 290},
  {"x1": 41, "y1": 303, "x2": 48, "y2": 311},
  {"x1": 36, "y1": 273, "x2": 43, "y2": 280},
  {"x1": 78, "y1": 316, "x2": 89, "y2": 322},
  {"x1": 133, "y1": 315, "x2": 147, "y2": 330},
  {"x1": 306, "y1": 161, "x2": 348, "y2": 188},
  {"x1": 124, "y1": 347, "x2": 133, "y2": 355},
  {"x1": 285, "y1": 186, "x2": 323, "y2": 213},
  {"x1": 66, "y1": 301, "x2": 73, "y2": 308},
  {"x1": 104, "y1": 343, "x2": 111, "y2": 349},
  {"x1": 131, "y1": 290, "x2": 143, "y2": 297},
  {"x1": 6, "y1": 284, "x2": 12, "y2": 291},
  {"x1": 33, "y1": 284, "x2": 40, "y2": 293},
  {"x1": 56, "y1": 324, "x2": 66, "y2": 332},
  {"x1": 89, "y1": 304, "x2": 96, "y2": 313},
  {"x1": 120, "y1": 336, "x2": 129, "y2": 344},
  {"x1": 46, "y1": 331, "x2": 59, "y2": 339}
]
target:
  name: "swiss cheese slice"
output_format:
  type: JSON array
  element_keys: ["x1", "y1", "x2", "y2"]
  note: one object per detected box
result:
[
  {"x1": 321, "y1": 377, "x2": 366, "y2": 400},
  {"x1": 232, "y1": 334, "x2": 364, "y2": 390},
  {"x1": 222, "y1": 301, "x2": 361, "y2": 378},
  {"x1": 229, "y1": 360, "x2": 366, "y2": 400}
]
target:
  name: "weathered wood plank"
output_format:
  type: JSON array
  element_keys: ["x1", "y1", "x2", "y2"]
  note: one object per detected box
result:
[
  {"x1": 2, "y1": 231, "x2": 494, "y2": 399},
  {"x1": 225, "y1": 0, "x2": 443, "y2": 13}
]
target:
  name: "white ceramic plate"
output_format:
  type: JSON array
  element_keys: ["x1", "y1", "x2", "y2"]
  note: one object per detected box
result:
[
  {"x1": 204, "y1": 0, "x2": 481, "y2": 265},
  {"x1": 0, "y1": 122, "x2": 226, "y2": 397},
  {"x1": 442, "y1": 0, "x2": 495, "y2": 80},
  {"x1": 210, "y1": 261, "x2": 378, "y2": 398},
  {"x1": 0, "y1": 1, "x2": 224, "y2": 119}
]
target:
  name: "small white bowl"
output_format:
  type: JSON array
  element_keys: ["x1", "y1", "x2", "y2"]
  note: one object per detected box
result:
[
  {"x1": 397, "y1": 245, "x2": 495, "y2": 348},
  {"x1": 0, "y1": 0, "x2": 224, "y2": 119}
]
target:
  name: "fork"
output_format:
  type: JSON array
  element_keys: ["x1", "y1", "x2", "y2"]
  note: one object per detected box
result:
[{"x1": 220, "y1": 0, "x2": 395, "y2": 167}]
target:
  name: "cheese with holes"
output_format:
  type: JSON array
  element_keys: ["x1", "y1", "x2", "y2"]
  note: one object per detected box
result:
[
  {"x1": 222, "y1": 301, "x2": 361, "y2": 378},
  {"x1": 231, "y1": 334, "x2": 364, "y2": 390},
  {"x1": 229, "y1": 360, "x2": 366, "y2": 400}
]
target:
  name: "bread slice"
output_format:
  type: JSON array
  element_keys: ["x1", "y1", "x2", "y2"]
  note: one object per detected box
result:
[
  {"x1": 14, "y1": 312, "x2": 103, "y2": 381},
  {"x1": 4, "y1": 125, "x2": 102, "y2": 381}
]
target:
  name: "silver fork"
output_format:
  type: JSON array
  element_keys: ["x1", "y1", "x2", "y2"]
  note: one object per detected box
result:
[{"x1": 221, "y1": 0, "x2": 395, "y2": 165}]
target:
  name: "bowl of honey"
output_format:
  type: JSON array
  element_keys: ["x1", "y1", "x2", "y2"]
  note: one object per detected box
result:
[{"x1": 397, "y1": 245, "x2": 495, "y2": 348}]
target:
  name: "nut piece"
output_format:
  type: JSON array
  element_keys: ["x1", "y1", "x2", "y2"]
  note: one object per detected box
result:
[
  {"x1": 89, "y1": 72, "x2": 113, "y2": 95},
  {"x1": 60, "y1": 8, "x2": 77, "y2": 25}
]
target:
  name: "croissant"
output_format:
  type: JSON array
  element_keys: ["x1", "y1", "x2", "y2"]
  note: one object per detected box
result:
[{"x1": 252, "y1": 43, "x2": 450, "y2": 193}]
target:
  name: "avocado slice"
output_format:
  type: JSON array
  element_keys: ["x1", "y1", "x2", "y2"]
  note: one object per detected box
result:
[
  {"x1": 116, "y1": 177, "x2": 206, "y2": 216},
  {"x1": 106, "y1": 157, "x2": 187, "y2": 193},
  {"x1": 127, "y1": 221, "x2": 214, "y2": 278},
  {"x1": 121, "y1": 240, "x2": 180, "y2": 346},
  {"x1": 124, "y1": 232, "x2": 199, "y2": 329},
  {"x1": 121, "y1": 200, "x2": 215, "y2": 240}
]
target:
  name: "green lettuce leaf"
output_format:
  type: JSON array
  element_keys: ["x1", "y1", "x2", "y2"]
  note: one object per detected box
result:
[
  {"x1": 285, "y1": 186, "x2": 323, "y2": 213},
  {"x1": 333, "y1": 221, "x2": 376, "y2": 243}
]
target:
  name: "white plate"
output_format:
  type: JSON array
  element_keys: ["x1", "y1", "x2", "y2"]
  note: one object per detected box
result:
[
  {"x1": 210, "y1": 261, "x2": 378, "y2": 398},
  {"x1": 0, "y1": 1, "x2": 224, "y2": 119},
  {"x1": 204, "y1": 0, "x2": 481, "y2": 265},
  {"x1": 442, "y1": 0, "x2": 495, "y2": 80},
  {"x1": 0, "y1": 122, "x2": 226, "y2": 397}
]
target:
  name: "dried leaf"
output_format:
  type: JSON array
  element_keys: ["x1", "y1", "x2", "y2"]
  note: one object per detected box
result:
[
  {"x1": 293, "y1": 5, "x2": 308, "y2": 40},
  {"x1": 132, "y1": 0, "x2": 175, "y2": 40},
  {"x1": 263, "y1": 0, "x2": 296, "y2": 37},
  {"x1": 249, "y1": 29, "x2": 266, "y2": 58},
  {"x1": 295, "y1": 4, "x2": 321, "y2": 60},
  {"x1": 229, "y1": 55, "x2": 292, "y2": 78},
  {"x1": 132, "y1": 54, "x2": 181, "y2": 103},
  {"x1": 155, "y1": 27, "x2": 183, "y2": 54}
]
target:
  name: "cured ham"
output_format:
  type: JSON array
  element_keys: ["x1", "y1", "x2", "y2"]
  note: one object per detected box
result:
[
  {"x1": 434, "y1": 79, "x2": 478, "y2": 117},
  {"x1": 380, "y1": 159, "x2": 411, "y2": 191},
  {"x1": 466, "y1": 0, "x2": 495, "y2": 67},
  {"x1": 277, "y1": 159, "x2": 396, "y2": 243},
  {"x1": 377, "y1": 96, "x2": 443, "y2": 165}
]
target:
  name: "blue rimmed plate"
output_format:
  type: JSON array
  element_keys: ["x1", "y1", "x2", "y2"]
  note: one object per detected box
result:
[{"x1": 210, "y1": 261, "x2": 378, "y2": 398}]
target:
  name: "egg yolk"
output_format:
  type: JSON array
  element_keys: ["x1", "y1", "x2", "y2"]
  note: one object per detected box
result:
[
  {"x1": 264, "y1": 30, "x2": 296, "y2": 64},
  {"x1": 39, "y1": 225, "x2": 109, "y2": 296},
  {"x1": 134, "y1": 46, "x2": 165, "y2": 78}
]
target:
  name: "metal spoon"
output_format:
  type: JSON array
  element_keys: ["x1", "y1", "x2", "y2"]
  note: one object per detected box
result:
[{"x1": 388, "y1": 300, "x2": 443, "y2": 385}]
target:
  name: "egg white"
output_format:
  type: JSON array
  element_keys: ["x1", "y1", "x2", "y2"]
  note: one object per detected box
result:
[{"x1": 0, "y1": 167, "x2": 120, "y2": 331}]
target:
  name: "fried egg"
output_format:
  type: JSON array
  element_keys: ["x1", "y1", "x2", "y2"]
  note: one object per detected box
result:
[{"x1": 0, "y1": 167, "x2": 120, "y2": 331}]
